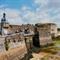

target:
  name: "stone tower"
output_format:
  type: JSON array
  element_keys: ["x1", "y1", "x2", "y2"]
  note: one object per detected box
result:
[
  {"x1": 1, "y1": 13, "x2": 6, "y2": 23},
  {"x1": 1, "y1": 13, "x2": 6, "y2": 35}
]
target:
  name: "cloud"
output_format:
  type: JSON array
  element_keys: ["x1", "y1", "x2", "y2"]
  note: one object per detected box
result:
[
  {"x1": 0, "y1": 0, "x2": 60, "y2": 27},
  {"x1": 20, "y1": 6, "x2": 52, "y2": 24},
  {"x1": 0, "y1": 5, "x2": 50, "y2": 25},
  {"x1": 5, "y1": 9, "x2": 24, "y2": 25},
  {"x1": 48, "y1": 0, "x2": 60, "y2": 8},
  {"x1": 19, "y1": 0, "x2": 52, "y2": 24},
  {"x1": 0, "y1": 7, "x2": 24, "y2": 25},
  {"x1": 5, "y1": 8, "x2": 20, "y2": 18},
  {"x1": 32, "y1": 0, "x2": 60, "y2": 27},
  {"x1": 34, "y1": 0, "x2": 48, "y2": 8}
]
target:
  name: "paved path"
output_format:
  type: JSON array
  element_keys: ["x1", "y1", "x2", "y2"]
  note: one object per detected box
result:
[{"x1": 30, "y1": 52, "x2": 48, "y2": 60}]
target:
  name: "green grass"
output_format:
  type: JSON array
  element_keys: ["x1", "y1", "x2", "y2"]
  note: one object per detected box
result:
[
  {"x1": 54, "y1": 41, "x2": 60, "y2": 44},
  {"x1": 52, "y1": 39, "x2": 60, "y2": 51},
  {"x1": 41, "y1": 54, "x2": 60, "y2": 60},
  {"x1": 53, "y1": 39, "x2": 60, "y2": 46},
  {"x1": 31, "y1": 39, "x2": 60, "y2": 54},
  {"x1": 31, "y1": 39, "x2": 60, "y2": 60}
]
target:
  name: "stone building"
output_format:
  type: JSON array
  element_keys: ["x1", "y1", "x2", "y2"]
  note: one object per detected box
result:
[
  {"x1": 20, "y1": 24, "x2": 34, "y2": 32},
  {"x1": 0, "y1": 13, "x2": 9, "y2": 35},
  {"x1": 36, "y1": 23, "x2": 57, "y2": 37},
  {"x1": 35, "y1": 23, "x2": 53, "y2": 46},
  {"x1": 9, "y1": 25, "x2": 21, "y2": 33}
]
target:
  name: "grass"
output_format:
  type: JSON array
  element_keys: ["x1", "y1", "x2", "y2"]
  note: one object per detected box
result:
[
  {"x1": 41, "y1": 54, "x2": 60, "y2": 60},
  {"x1": 54, "y1": 40, "x2": 60, "y2": 45},
  {"x1": 31, "y1": 39, "x2": 60, "y2": 60},
  {"x1": 32, "y1": 38, "x2": 60, "y2": 54}
]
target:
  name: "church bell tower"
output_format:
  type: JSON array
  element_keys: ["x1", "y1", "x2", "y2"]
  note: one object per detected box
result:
[{"x1": 1, "y1": 13, "x2": 9, "y2": 35}]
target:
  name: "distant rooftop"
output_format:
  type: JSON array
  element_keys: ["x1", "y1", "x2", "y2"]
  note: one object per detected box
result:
[{"x1": 35, "y1": 23, "x2": 56, "y2": 27}]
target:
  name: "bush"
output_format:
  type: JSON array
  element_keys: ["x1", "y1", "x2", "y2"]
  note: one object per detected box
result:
[{"x1": 4, "y1": 40, "x2": 9, "y2": 51}]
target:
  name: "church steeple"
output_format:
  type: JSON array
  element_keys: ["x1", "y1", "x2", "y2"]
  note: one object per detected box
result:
[
  {"x1": 0, "y1": 13, "x2": 7, "y2": 35},
  {"x1": 3, "y1": 13, "x2": 6, "y2": 18},
  {"x1": 2, "y1": 13, "x2": 6, "y2": 22}
]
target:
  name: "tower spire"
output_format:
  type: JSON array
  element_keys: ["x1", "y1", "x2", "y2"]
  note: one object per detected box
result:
[
  {"x1": 3, "y1": 12, "x2": 6, "y2": 22},
  {"x1": 3, "y1": 13, "x2": 6, "y2": 18},
  {"x1": 0, "y1": 12, "x2": 6, "y2": 35}
]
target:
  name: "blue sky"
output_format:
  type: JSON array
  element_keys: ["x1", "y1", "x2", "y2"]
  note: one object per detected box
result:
[
  {"x1": 0, "y1": 0, "x2": 60, "y2": 27},
  {"x1": 0, "y1": 0, "x2": 34, "y2": 9}
]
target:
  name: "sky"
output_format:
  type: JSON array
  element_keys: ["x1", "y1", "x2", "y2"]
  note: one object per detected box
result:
[{"x1": 0, "y1": 0, "x2": 60, "y2": 27}]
